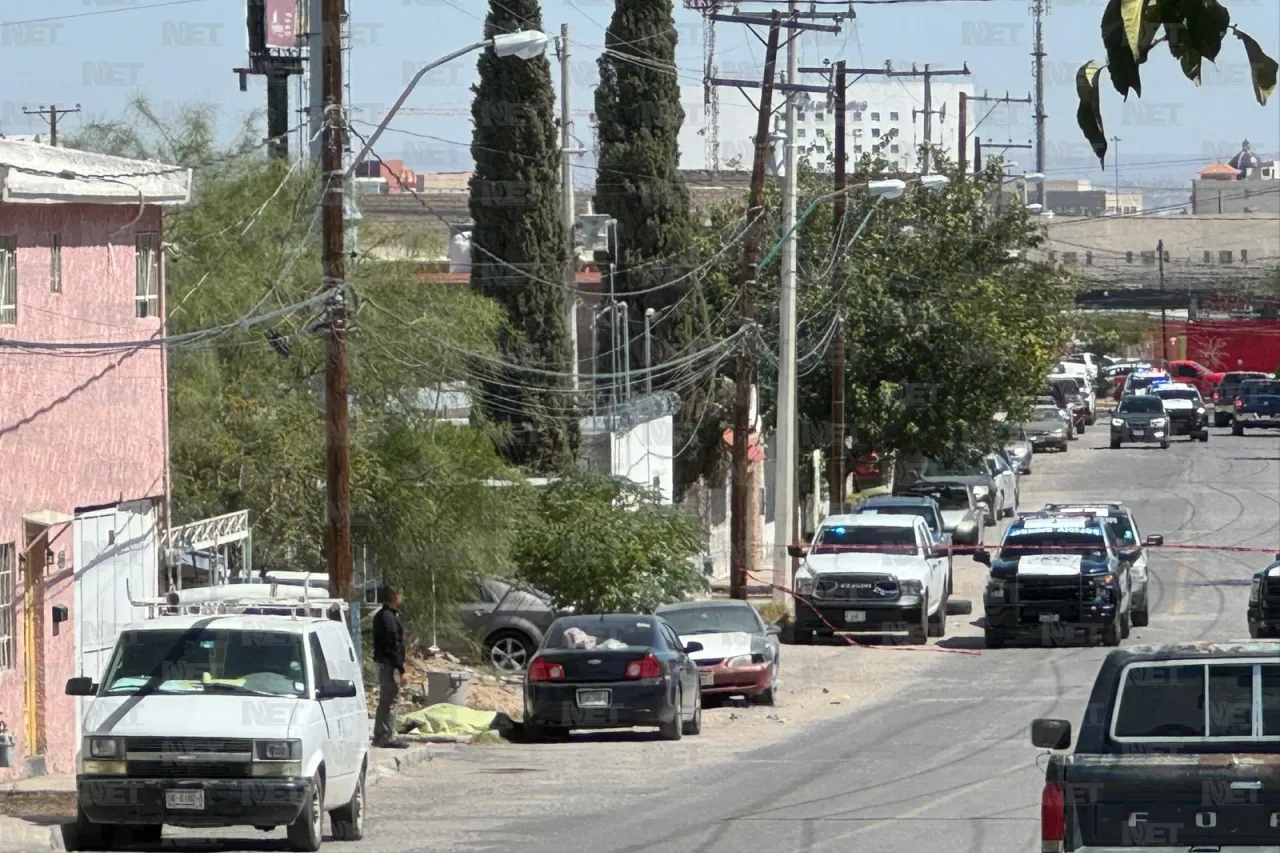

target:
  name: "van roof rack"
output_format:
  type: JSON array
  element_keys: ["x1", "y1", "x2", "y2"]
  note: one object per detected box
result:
[{"x1": 126, "y1": 580, "x2": 349, "y2": 621}]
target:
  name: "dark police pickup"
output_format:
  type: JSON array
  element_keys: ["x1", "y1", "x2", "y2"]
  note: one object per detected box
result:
[
  {"x1": 1033, "y1": 641, "x2": 1280, "y2": 853},
  {"x1": 977, "y1": 512, "x2": 1138, "y2": 649},
  {"x1": 1232, "y1": 378, "x2": 1280, "y2": 436},
  {"x1": 1246, "y1": 554, "x2": 1280, "y2": 639}
]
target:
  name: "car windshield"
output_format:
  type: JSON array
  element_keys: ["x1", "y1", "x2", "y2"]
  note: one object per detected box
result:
[
  {"x1": 659, "y1": 606, "x2": 762, "y2": 636},
  {"x1": 1156, "y1": 389, "x2": 1200, "y2": 402},
  {"x1": 857, "y1": 505, "x2": 937, "y2": 531},
  {"x1": 1242, "y1": 380, "x2": 1280, "y2": 395},
  {"x1": 100, "y1": 629, "x2": 309, "y2": 696},
  {"x1": 1000, "y1": 530, "x2": 1108, "y2": 560},
  {"x1": 1127, "y1": 375, "x2": 1162, "y2": 391},
  {"x1": 1118, "y1": 396, "x2": 1164, "y2": 414},
  {"x1": 1030, "y1": 407, "x2": 1063, "y2": 421},
  {"x1": 899, "y1": 487, "x2": 970, "y2": 511},
  {"x1": 811, "y1": 524, "x2": 917, "y2": 554},
  {"x1": 543, "y1": 619, "x2": 654, "y2": 650},
  {"x1": 921, "y1": 457, "x2": 984, "y2": 477}
]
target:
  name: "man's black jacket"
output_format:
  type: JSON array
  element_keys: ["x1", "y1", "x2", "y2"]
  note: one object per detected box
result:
[{"x1": 372, "y1": 605, "x2": 405, "y2": 670}]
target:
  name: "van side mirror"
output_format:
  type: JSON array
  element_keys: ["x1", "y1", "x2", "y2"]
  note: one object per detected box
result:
[
  {"x1": 766, "y1": 624, "x2": 782, "y2": 636},
  {"x1": 787, "y1": 545, "x2": 808, "y2": 560},
  {"x1": 1145, "y1": 534, "x2": 1163, "y2": 547},
  {"x1": 973, "y1": 549, "x2": 991, "y2": 566},
  {"x1": 1031, "y1": 718, "x2": 1072, "y2": 750},
  {"x1": 683, "y1": 642, "x2": 704, "y2": 654},
  {"x1": 66, "y1": 677, "x2": 97, "y2": 696},
  {"x1": 317, "y1": 678, "x2": 357, "y2": 700}
]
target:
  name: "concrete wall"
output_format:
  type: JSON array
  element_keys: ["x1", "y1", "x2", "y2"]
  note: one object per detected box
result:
[
  {"x1": 610, "y1": 415, "x2": 675, "y2": 505},
  {"x1": 0, "y1": 203, "x2": 168, "y2": 779},
  {"x1": 1192, "y1": 178, "x2": 1280, "y2": 214}
]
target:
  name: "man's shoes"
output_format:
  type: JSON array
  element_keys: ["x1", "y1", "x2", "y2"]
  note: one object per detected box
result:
[{"x1": 373, "y1": 738, "x2": 409, "y2": 749}]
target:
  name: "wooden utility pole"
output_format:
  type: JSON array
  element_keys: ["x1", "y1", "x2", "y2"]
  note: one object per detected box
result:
[
  {"x1": 321, "y1": 0, "x2": 353, "y2": 602},
  {"x1": 828, "y1": 60, "x2": 848, "y2": 515},
  {"x1": 965, "y1": 92, "x2": 1032, "y2": 174},
  {"x1": 22, "y1": 104, "x2": 80, "y2": 147},
  {"x1": 728, "y1": 12, "x2": 781, "y2": 600},
  {"x1": 957, "y1": 92, "x2": 967, "y2": 175},
  {"x1": 1158, "y1": 239, "x2": 1169, "y2": 364},
  {"x1": 1031, "y1": 0, "x2": 1048, "y2": 208}
]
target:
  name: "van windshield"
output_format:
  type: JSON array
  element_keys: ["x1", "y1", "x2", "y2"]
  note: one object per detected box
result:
[{"x1": 99, "y1": 629, "x2": 309, "y2": 697}]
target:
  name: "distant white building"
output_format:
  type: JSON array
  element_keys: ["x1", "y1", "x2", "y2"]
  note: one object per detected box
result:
[{"x1": 679, "y1": 79, "x2": 975, "y2": 173}]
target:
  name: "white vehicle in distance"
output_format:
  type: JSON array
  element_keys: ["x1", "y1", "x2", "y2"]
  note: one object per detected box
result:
[
  {"x1": 789, "y1": 515, "x2": 951, "y2": 646},
  {"x1": 67, "y1": 584, "x2": 369, "y2": 852}
]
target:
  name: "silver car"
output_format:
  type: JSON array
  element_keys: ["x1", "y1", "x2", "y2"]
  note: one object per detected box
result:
[
  {"x1": 458, "y1": 577, "x2": 573, "y2": 672},
  {"x1": 1000, "y1": 425, "x2": 1034, "y2": 475}
]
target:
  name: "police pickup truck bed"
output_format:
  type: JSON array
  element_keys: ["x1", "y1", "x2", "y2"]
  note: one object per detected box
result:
[
  {"x1": 1232, "y1": 378, "x2": 1280, "y2": 435},
  {"x1": 1033, "y1": 642, "x2": 1280, "y2": 853}
]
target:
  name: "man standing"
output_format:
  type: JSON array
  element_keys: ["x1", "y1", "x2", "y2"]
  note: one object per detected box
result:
[{"x1": 372, "y1": 585, "x2": 408, "y2": 748}]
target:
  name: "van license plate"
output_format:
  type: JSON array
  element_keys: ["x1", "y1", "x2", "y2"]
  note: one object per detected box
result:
[
  {"x1": 577, "y1": 689, "x2": 610, "y2": 708},
  {"x1": 1039, "y1": 614, "x2": 1059, "y2": 623},
  {"x1": 165, "y1": 789, "x2": 204, "y2": 810},
  {"x1": 845, "y1": 611, "x2": 866, "y2": 623},
  {"x1": 700, "y1": 672, "x2": 715, "y2": 686}
]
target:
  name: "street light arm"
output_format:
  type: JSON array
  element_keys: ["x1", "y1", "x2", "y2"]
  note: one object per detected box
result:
[{"x1": 345, "y1": 39, "x2": 491, "y2": 181}]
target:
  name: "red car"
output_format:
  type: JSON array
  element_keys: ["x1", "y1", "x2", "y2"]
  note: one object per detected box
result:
[{"x1": 1168, "y1": 360, "x2": 1225, "y2": 398}]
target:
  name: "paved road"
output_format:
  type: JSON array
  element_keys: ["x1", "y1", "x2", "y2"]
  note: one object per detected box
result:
[{"x1": 144, "y1": 422, "x2": 1280, "y2": 853}]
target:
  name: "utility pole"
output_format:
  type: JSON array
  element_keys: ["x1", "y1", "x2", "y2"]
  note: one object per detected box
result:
[
  {"x1": 957, "y1": 91, "x2": 967, "y2": 175},
  {"x1": 709, "y1": 8, "x2": 838, "y2": 600},
  {"x1": 321, "y1": 0, "x2": 353, "y2": 602},
  {"x1": 558, "y1": 24, "x2": 584, "y2": 393},
  {"x1": 234, "y1": 0, "x2": 304, "y2": 161},
  {"x1": 1031, "y1": 0, "x2": 1047, "y2": 208},
  {"x1": 829, "y1": 61, "x2": 848, "y2": 515},
  {"x1": 974, "y1": 136, "x2": 982, "y2": 172},
  {"x1": 21, "y1": 105, "x2": 80, "y2": 147},
  {"x1": 1111, "y1": 135, "x2": 1121, "y2": 214},
  {"x1": 965, "y1": 92, "x2": 1032, "y2": 173},
  {"x1": 1158, "y1": 238, "x2": 1169, "y2": 364},
  {"x1": 729, "y1": 12, "x2": 780, "y2": 600}
]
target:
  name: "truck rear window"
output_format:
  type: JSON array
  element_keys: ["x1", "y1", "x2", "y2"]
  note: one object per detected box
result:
[
  {"x1": 1113, "y1": 661, "x2": 1280, "y2": 740},
  {"x1": 811, "y1": 525, "x2": 916, "y2": 554}
]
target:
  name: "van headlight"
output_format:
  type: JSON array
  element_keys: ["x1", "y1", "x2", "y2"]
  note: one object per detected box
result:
[
  {"x1": 1111, "y1": 418, "x2": 1124, "y2": 427},
  {"x1": 255, "y1": 739, "x2": 302, "y2": 761},
  {"x1": 898, "y1": 579, "x2": 923, "y2": 596},
  {"x1": 795, "y1": 575, "x2": 815, "y2": 596},
  {"x1": 86, "y1": 737, "x2": 123, "y2": 759}
]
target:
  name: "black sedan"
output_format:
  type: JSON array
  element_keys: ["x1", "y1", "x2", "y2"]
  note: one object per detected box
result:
[{"x1": 523, "y1": 614, "x2": 704, "y2": 741}]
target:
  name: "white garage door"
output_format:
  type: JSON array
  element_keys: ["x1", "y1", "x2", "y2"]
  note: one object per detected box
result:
[{"x1": 74, "y1": 501, "x2": 159, "y2": 685}]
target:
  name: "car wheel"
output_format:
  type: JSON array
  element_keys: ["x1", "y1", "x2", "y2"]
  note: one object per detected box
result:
[
  {"x1": 1131, "y1": 606, "x2": 1148, "y2": 628},
  {"x1": 1110, "y1": 438, "x2": 1121, "y2": 449},
  {"x1": 906, "y1": 600, "x2": 929, "y2": 645},
  {"x1": 1102, "y1": 616, "x2": 1122, "y2": 647},
  {"x1": 286, "y1": 773, "x2": 324, "y2": 853},
  {"x1": 330, "y1": 761, "x2": 366, "y2": 841},
  {"x1": 1023, "y1": 467, "x2": 1032, "y2": 476},
  {"x1": 1214, "y1": 412, "x2": 1230, "y2": 427},
  {"x1": 485, "y1": 630, "x2": 534, "y2": 672},
  {"x1": 1160, "y1": 440, "x2": 1170, "y2": 449},
  {"x1": 124, "y1": 825, "x2": 162, "y2": 845},
  {"x1": 790, "y1": 627, "x2": 813, "y2": 645},
  {"x1": 73, "y1": 808, "x2": 116, "y2": 851},
  {"x1": 1233, "y1": 422, "x2": 1245, "y2": 436},
  {"x1": 682, "y1": 691, "x2": 703, "y2": 735},
  {"x1": 983, "y1": 628, "x2": 1005, "y2": 649},
  {"x1": 660, "y1": 689, "x2": 684, "y2": 740},
  {"x1": 1199, "y1": 430, "x2": 1209, "y2": 443},
  {"x1": 1078, "y1": 421, "x2": 1086, "y2": 434},
  {"x1": 752, "y1": 666, "x2": 779, "y2": 706},
  {"x1": 1120, "y1": 611, "x2": 1131, "y2": 640},
  {"x1": 1060, "y1": 441, "x2": 1069, "y2": 453},
  {"x1": 927, "y1": 594, "x2": 947, "y2": 638}
]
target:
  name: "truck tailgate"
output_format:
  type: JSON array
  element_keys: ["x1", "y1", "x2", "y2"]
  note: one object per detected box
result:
[{"x1": 1063, "y1": 754, "x2": 1280, "y2": 848}]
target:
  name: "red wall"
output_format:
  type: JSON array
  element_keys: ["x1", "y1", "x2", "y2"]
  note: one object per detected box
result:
[{"x1": 1185, "y1": 319, "x2": 1280, "y2": 373}]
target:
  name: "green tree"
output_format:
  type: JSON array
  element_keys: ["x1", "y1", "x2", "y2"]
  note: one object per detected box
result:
[
  {"x1": 593, "y1": 0, "x2": 715, "y2": 501},
  {"x1": 1075, "y1": 0, "x2": 1277, "y2": 165},
  {"x1": 469, "y1": 0, "x2": 577, "y2": 474},
  {"x1": 513, "y1": 470, "x2": 708, "y2": 613}
]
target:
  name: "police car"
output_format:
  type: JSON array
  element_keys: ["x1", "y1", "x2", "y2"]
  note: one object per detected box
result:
[
  {"x1": 1042, "y1": 502, "x2": 1163, "y2": 628},
  {"x1": 975, "y1": 510, "x2": 1134, "y2": 648},
  {"x1": 1120, "y1": 368, "x2": 1170, "y2": 397},
  {"x1": 1146, "y1": 380, "x2": 1210, "y2": 441}
]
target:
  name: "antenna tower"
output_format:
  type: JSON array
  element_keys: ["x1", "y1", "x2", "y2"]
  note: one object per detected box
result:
[{"x1": 685, "y1": 0, "x2": 724, "y2": 170}]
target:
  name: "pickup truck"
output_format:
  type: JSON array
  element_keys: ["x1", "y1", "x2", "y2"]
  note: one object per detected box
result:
[
  {"x1": 1033, "y1": 641, "x2": 1280, "y2": 852},
  {"x1": 891, "y1": 480, "x2": 983, "y2": 550},
  {"x1": 1213, "y1": 371, "x2": 1271, "y2": 426},
  {"x1": 1232, "y1": 378, "x2": 1280, "y2": 435},
  {"x1": 789, "y1": 514, "x2": 949, "y2": 645},
  {"x1": 1246, "y1": 554, "x2": 1280, "y2": 638}
]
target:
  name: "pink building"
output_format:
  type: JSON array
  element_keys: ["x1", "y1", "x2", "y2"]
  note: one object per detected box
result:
[{"x1": 0, "y1": 139, "x2": 191, "y2": 780}]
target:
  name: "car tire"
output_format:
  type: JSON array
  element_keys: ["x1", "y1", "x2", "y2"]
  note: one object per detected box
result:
[
  {"x1": 660, "y1": 689, "x2": 684, "y2": 741},
  {"x1": 1023, "y1": 467, "x2": 1032, "y2": 476},
  {"x1": 927, "y1": 594, "x2": 947, "y2": 638},
  {"x1": 1110, "y1": 438, "x2": 1121, "y2": 449},
  {"x1": 1199, "y1": 430, "x2": 1209, "y2": 443},
  {"x1": 286, "y1": 773, "x2": 324, "y2": 853},
  {"x1": 983, "y1": 628, "x2": 1005, "y2": 649},
  {"x1": 906, "y1": 600, "x2": 929, "y2": 645},
  {"x1": 484, "y1": 629, "x2": 535, "y2": 673},
  {"x1": 1214, "y1": 412, "x2": 1230, "y2": 427},
  {"x1": 330, "y1": 762, "x2": 365, "y2": 841},
  {"x1": 790, "y1": 625, "x2": 813, "y2": 645},
  {"x1": 1160, "y1": 440, "x2": 1170, "y2": 449},
  {"x1": 1078, "y1": 421, "x2": 1086, "y2": 434},
  {"x1": 1131, "y1": 606, "x2": 1149, "y2": 628},
  {"x1": 1233, "y1": 422, "x2": 1245, "y2": 436},
  {"x1": 1060, "y1": 442, "x2": 1068, "y2": 453},
  {"x1": 124, "y1": 825, "x2": 162, "y2": 845},
  {"x1": 73, "y1": 808, "x2": 116, "y2": 851},
  {"x1": 1102, "y1": 616, "x2": 1122, "y2": 648},
  {"x1": 682, "y1": 691, "x2": 703, "y2": 736},
  {"x1": 1120, "y1": 611, "x2": 1131, "y2": 640},
  {"x1": 752, "y1": 667, "x2": 779, "y2": 706}
]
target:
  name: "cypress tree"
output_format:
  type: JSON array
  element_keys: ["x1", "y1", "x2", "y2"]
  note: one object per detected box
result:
[
  {"x1": 595, "y1": 0, "x2": 715, "y2": 500},
  {"x1": 469, "y1": 0, "x2": 576, "y2": 472}
]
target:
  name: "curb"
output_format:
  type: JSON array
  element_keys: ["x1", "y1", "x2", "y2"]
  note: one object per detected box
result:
[
  {"x1": 368, "y1": 743, "x2": 439, "y2": 786},
  {"x1": 0, "y1": 816, "x2": 64, "y2": 851}
]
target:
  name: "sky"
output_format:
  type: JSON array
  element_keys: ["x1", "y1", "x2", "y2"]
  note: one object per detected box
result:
[{"x1": 0, "y1": 0, "x2": 1276, "y2": 194}]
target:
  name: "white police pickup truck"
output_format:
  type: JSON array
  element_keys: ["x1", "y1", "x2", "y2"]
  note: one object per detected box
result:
[{"x1": 789, "y1": 515, "x2": 950, "y2": 645}]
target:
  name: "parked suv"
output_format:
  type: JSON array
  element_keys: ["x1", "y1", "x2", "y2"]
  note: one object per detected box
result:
[
  {"x1": 459, "y1": 577, "x2": 571, "y2": 672},
  {"x1": 1214, "y1": 370, "x2": 1272, "y2": 426}
]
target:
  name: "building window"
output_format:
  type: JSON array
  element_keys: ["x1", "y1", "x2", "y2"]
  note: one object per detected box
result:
[
  {"x1": 0, "y1": 236, "x2": 15, "y2": 325},
  {"x1": 1062, "y1": 251, "x2": 1078, "y2": 265},
  {"x1": 797, "y1": 128, "x2": 806, "y2": 138},
  {"x1": 1241, "y1": 249, "x2": 1248, "y2": 262},
  {"x1": 1203, "y1": 250, "x2": 1212, "y2": 264},
  {"x1": 1125, "y1": 251, "x2": 1134, "y2": 263},
  {"x1": 1141, "y1": 250, "x2": 1156, "y2": 266},
  {"x1": 1085, "y1": 251, "x2": 1093, "y2": 266},
  {"x1": 890, "y1": 144, "x2": 899, "y2": 153},
  {"x1": 797, "y1": 111, "x2": 805, "y2": 121},
  {"x1": 816, "y1": 112, "x2": 824, "y2": 121},
  {"x1": 1264, "y1": 168, "x2": 1273, "y2": 178},
  {"x1": 815, "y1": 146, "x2": 825, "y2": 153},
  {"x1": 854, "y1": 144, "x2": 863, "y2": 153},
  {"x1": 852, "y1": 111, "x2": 863, "y2": 121},
  {"x1": 50, "y1": 233, "x2": 62, "y2": 294},
  {"x1": 0, "y1": 543, "x2": 12, "y2": 670},
  {"x1": 872, "y1": 128, "x2": 881, "y2": 138},
  {"x1": 871, "y1": 112, "x2": 880, "y2": 121},
  {"x1": 135, "y1": 232, "x2": 161, "y2": 318},
  {"x1": 815, "y1": 128, "x2": 825, "y2": 137},
  {"x1": 890, "y1": 111, "x2": 900, "y2": 121},
  {"x1": 1219, "y1": 249, "x2": 1233, "y2": 264}
]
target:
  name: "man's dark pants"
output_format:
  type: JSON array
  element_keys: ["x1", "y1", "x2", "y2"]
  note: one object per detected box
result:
[{"x1": 374, "y1": 662, "x2": 400, "y2": 744}]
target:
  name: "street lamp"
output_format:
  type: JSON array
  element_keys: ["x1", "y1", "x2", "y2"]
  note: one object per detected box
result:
[
  {"x1": 868, "y1": 179, "x2": 907, "y2": 199},
  {"x1": 346, "y1": 30, "x2": 550, "y2": 179},
  {"x1": 918, "y1": 174, "x2": 950, "y2": 191}
]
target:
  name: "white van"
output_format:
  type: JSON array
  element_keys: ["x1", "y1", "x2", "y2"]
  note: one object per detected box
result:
[{"x1": 66, "y1": 585, "x2": 370, "y2": 851}]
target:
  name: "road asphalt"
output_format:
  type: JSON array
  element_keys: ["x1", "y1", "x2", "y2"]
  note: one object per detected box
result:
[{"x1": 31, "y1": 420, "x2": 1279, "y2": 853}]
